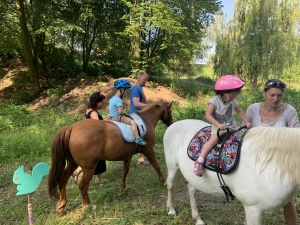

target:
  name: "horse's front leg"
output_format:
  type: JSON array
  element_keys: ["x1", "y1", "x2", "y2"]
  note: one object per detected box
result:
[
  {"x1": 144, "y1": 147, "x2": 165, "y2": 184},
  {"x1": 187, "y1": 183, "x2": 204, "y2": 225},
  {"x1": 79, "y1": 169, "x2": 94, "y2": 210},
  {"x1": 243, "y1": 205, "x2": 262, "y2": 225},
  {"x1": 121, "y1": 157, "x2": 132, "y2": 193},
  {"x1": 56, "y1": 162, "x2": 77, "y2": 213}
]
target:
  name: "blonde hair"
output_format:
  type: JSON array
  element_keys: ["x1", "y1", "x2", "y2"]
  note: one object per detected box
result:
[{"x1": 244, "y1": 126, "x2": 300, "y2": 184}]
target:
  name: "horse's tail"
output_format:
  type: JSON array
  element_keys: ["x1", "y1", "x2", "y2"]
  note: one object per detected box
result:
[{"x1": 48, "y1": 126, "x2": 72, "y2": 199}]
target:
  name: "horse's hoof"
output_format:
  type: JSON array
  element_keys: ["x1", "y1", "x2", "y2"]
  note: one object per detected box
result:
[
  {"x1": 168, "y1": 213, "x2": 175, "y2": 218},
  {"x1": 55, "y1": 207, "x2": 65, "y2": 214},
  {"x1": 167, "y1": 209, "x2": 176, "y2": 217},
  {"x1": 55, "y1": 210, "x2": 64, "y2": 215},
  {"x1": 195, "y1": 220, "x2": 205, "y2": 225},
  {"x1": 84, "y1": 204, "x2": 97, "y2": 211}
]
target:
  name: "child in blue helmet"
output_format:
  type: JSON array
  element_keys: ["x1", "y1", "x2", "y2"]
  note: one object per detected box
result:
[{"x1": 109, "y1": 79, "x2": 146, "y2": 145}]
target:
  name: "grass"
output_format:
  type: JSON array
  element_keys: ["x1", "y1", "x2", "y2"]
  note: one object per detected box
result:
[
  {"x1": 1, "y1": 65, "x2": 300, "y2": 224},
  {"x1": 1, "y1": 144, "x2": 294, "y2": 224}
]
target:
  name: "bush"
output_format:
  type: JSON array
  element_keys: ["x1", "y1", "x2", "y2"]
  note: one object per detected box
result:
[
  {"x1": 0, "y1": 103, "x2": 33, "y2": 129},
  {"x1": 11, "y1": 91, "x2": 35, "y2": 104}
]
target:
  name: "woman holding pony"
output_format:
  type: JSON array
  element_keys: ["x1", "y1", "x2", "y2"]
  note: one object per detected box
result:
[{"x1": 246, "y1": 79, "x2": 300, "y2": 225}]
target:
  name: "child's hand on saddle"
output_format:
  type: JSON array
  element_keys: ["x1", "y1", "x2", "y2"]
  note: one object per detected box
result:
[
  {"x1": 218, "y1": 124, "x2": 227, "y2": 130},
  {"x1": 245, "y1": 122, "x2": 252, "y2": 128},
  {"x1": 106, "y1": 115, "x2": 112, "y2": 120}
]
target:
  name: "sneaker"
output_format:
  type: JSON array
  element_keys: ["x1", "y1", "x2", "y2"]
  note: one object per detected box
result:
[
  {"x1": 194, "y1": 161, "x2": 203, "y2": 177},
  {"x1": 135, "y1": 137, "x2": 146, "y2": 145}
]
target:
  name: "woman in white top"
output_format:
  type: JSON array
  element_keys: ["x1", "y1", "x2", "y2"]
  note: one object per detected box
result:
[{"x1": 246, "y1": 79, "x2": 300, "y2": 225}]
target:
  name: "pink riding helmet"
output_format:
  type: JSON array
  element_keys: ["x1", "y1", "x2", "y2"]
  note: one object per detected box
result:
[{"x1": 214, "y1": 75, "x2": 244, "y2": 91}]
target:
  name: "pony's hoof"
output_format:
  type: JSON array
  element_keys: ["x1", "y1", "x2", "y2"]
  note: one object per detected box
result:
[
  {"x1": 167, "y1": 209, "x2": 176, "y2": 217},
  {"x1": 55, "y1": 206, "x2": 65, "y2": 214},
  {"x1": 120, "y1": 187, "x2": 127, "y2": 194},
  {"x1": 160, "y1": 178, "x2": 166, "y2": 185},
  {"x1": 195, "y1": 220, "x2": 205, "y2": 225},
  {"x1": 84, "y1": 204, "x2": 97, "y2": 211}
]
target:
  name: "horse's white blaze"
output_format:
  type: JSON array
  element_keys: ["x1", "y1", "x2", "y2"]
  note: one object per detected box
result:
[{"x1": 163, "y1": 119, "x2": 300, "y2": 225}]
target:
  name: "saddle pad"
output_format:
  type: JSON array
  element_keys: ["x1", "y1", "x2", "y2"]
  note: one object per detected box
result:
[
  {"x1": 187, "y1": 126, "x2": 248, "y2": 174},
  {"x1": 109, "y1": 113, "x2": 146, "y2": 142},
  {"x1": 130, "y1": 113, "x2": 147, "y2": 135}
]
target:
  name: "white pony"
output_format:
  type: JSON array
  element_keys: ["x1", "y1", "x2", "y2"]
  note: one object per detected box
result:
[{"x1": 163, "y1": 119, "x2": 300, "y2": 225}]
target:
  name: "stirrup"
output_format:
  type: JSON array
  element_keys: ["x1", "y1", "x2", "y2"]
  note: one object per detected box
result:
[{"x1": 135, "y1": 137, "x2": 146, "y2": 145}]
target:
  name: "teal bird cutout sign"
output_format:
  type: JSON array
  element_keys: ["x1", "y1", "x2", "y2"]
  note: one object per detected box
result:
[{"x1": 13, "y1": 162, "x2": 50, "y2": 195}]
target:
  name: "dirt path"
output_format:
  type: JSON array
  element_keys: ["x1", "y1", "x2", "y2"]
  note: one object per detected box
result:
[
  {"x1": 0, "y1": 71, "x2": 13, "y2": 91},
  {"x1": 0, "y1": 69, "x2": 185, "y2": 113}
]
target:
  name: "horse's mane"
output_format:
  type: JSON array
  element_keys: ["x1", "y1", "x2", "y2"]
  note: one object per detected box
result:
[
  {"x1": 244, "y1": 126, "x2": 300, "y2": 184},
  {"x1": 137, "y1": 100, "x2": 164, "y2": 113}
]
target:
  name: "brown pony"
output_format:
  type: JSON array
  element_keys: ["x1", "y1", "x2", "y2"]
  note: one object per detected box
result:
[{"x1": 48, "y1": 100, "x2": 173, "y2": 212}]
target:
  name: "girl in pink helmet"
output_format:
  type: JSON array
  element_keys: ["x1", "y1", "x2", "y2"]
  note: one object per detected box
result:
[{"x1": 194, "y1": 75, "x2": 252, "y2": 177}]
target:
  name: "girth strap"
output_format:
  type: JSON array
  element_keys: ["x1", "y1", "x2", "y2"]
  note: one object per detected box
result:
[{"x1": 213, "y1": 127, "x2": 247, "y2": 202}]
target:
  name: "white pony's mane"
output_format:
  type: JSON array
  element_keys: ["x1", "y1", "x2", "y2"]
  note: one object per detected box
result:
[{"x1": 244, "y1": 126, "x2": 300, "y2": 184}]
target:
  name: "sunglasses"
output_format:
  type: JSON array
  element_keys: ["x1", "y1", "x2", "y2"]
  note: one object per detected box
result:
[{"x1": 264, "y1": 81, "x2": 286, "y2": 90}]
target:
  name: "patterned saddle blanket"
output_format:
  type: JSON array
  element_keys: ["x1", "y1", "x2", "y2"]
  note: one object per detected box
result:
[
  {"x1": 109, "y1": 113, "x2": 146, "y2": 142},
  {"x1": 187, "y1": 126, "x2": 248, "y2": 174}
]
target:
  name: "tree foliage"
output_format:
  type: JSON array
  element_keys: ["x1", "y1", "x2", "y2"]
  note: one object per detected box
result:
[
  {"x1": 0, "y1": 0, "x2": 220, "y2": 94},
  {"x1": 213, "y1": 0, "x2": 300, "y2": 89},
  {"x1": 122, "y1": 0, "x2": 221, "y2": 76}
]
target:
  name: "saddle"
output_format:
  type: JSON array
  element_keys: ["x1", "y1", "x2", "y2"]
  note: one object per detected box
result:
[
  {"x1": 187, "y1": 126, "x2": 248, "y2": 202},
  {"x1": 187, "y1": 126, "x2": 248, "y2": 174},
  {"x1": 109, "y1": 113, "x2": 147, "y2": 142}
]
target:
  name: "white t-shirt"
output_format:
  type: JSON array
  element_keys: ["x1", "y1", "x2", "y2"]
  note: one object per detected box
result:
[
  {"x1": 246, "y1": 103, "x2": 300, "y2": 128},
  {"x1": 209, "y1": 96, "x2": 239, "y2": 130}
]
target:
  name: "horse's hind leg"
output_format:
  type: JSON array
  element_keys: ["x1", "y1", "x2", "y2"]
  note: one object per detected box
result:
[
  {"x1": 187, "y1": 183, "x2": 204, "y2": 225},
  {"x1": 79, "y1": 169, "x2": 94, "y2": 209},
  {"x1": 56, "y1": 162, "x2": 77, "y2": 213},
  {"x1": 166, "y1": 165, "x2": 179, "y2": 217},
  {"x1": 244, "y1": 206, "x2": 262, "y2": 225}
]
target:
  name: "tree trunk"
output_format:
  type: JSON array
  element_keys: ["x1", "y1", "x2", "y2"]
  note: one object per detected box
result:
[
  {"x1": 15, "y1": 0, "x2": 40, "y2": 95},
  {"x1": 130, "y1": 0, "x2": 142, "y2": 72}
]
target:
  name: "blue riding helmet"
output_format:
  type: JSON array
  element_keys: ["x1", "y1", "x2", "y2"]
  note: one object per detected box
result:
[{"x1": 114, "y1": 79, "x2": 132, "y2": 89}]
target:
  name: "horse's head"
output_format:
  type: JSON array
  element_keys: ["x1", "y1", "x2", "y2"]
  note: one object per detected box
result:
[
  {"x1": 160, "y1": 101, "x2": 173, "y2": 127},
  {"x1": 137, "y1": 101, "x2": 173, "y2": 127}
]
